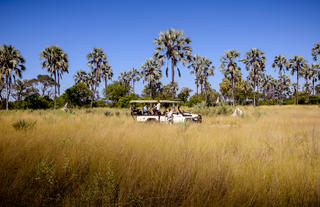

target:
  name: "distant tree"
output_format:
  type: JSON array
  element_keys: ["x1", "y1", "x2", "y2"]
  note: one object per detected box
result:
[
  {"x1": 315, "y1": 84, "x2": 320, "y2": 96},
  {"x1": 219, "y1": 49, "x2": 241, "y2": 108},
  {"x1": 0, "y1": 45, "x2": 26, "y2": 110},
  {"x1": 160, "y1": 82, "x2": 179, "y2": 100},
  {"x1": 310, "y1": 63, "x2": 320, "y2": 95},
  {"x1": 12, "y1": 79, "x2": 39, "y2": 100},
  {"x1": 288, "y1": 55, "x2": 308, "y2": 104},
  {"x1": 312, "y1": 41, "x2": 320, "y2": 61},
  {"x1": 272, "y1": 55, "x2": 289, "y2": 105},
  {"x1": 0, "y1": 77, "x2": 5, "y2": 100},
  {"x1": 87, "y1": 48, "x2": 108, "y2": 107},
  {"x1": 118, "y1": 71, "x2": 131, "y2": 95},
  {"x1": 61, "y1": 82, "x2": 92, "y2": 107},
  {"x1": 241, "y1": 48, "x2": 266, "y2": 107},
  {"x1": 154, "y1": 28, "x2": 192, "y2": 100},
  {"x1": 199, "y1": 57, "x2": 214, "y2": 103},
  {"x1": 140, "y1": 57, "x2": 162, "y2": 99},
  {"x1": 128, "y1": 67, "x2": 140, "y2": 94},
  {"x1": 302, "y1": 65, "x2": 312, "y2": 98},
  {"x1": 37, "y1": 75, "x2": 55, "y2": 97},
  {"x1": 104, "y1": 81, "x2": 128, "y2": 106},
  {"x1": 101, "y1": 64, "x2": 113, "y2": 91},
  {"x1": 74, "y1": 70, "x2": 88, "y2": 84},
  {"x1": 40, "y1": 46, "x2": 68, "y2": 109},
  {"x1": 188, "y1": 54, "x2": 203, "y2": 103},
  {"x1": 177, "y1": 87, "x2": 192, "y2": 103}
]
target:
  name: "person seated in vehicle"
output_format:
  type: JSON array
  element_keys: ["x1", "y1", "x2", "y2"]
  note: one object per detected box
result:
[
  {"x1": 143, "y1": 104, "x2": 148, "y2": 115},
  {"x1": 166, "y1": 108, "x2": 173, "y2": 124},
  {"x1": 152, "y1": 100, "x2": 161, "y2": 115}
]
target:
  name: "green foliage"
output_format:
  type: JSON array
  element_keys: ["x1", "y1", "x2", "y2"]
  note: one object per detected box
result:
[
  {"x1": 12, "y1": 119, "x2": 37, "y2": 130},
  {"x1": 191, "y1": 102, "x2": 233, "y2": 116},
  {"x1": 104, "y1": 81, "x2": 128, "y2": 106},
  {"x1": 61, "y1": 83, "x2": 92, "y2": 107},
  {"x1": 117, "y1": 93, "x2": 137, "y2": 108},
  {"x1": 177, "y1": 87, "x2": 192, "y2": 103}
]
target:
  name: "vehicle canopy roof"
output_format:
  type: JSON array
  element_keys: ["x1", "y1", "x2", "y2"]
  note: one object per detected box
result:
[{"x1": 129, "y1": 100, "x2": 180, "y2": 104}]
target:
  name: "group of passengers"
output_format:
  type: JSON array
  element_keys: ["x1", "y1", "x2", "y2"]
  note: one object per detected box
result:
[{"x1": 142, "y1": 100, "x2": 174, "y2": 122}]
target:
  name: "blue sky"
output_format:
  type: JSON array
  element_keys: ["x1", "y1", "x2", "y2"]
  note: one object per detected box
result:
[{"x1": 1, "y1": 0, "x2": 319, "y2": 96}]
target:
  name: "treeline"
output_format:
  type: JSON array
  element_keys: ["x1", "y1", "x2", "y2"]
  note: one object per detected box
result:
[{"x1": 1, "y1": 29, "x2": 320, "y2": 110}]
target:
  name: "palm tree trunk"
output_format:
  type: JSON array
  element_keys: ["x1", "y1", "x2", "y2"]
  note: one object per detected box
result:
[
  {"x1": 105, "y1": 77, "x2": 107, "y2": 91},
  {"x1": 5, "y1": 75, "x2": 9, "y2": 111},
  {"x1": 149, "y1": 82, "x2": 152, "y2": 100},
  {"x1": 54, "y1": 70, "x2": 57, "y2": 110},
  {"x1": 171, "y1": 60, "x2": 175, "y2": 110},
  {"x1": 133, "y1": 80, "x2": 135, "y2": 94},
  {"x1": 253, "y1": 80, "x2": 256, "y2": 108},
  {"x1": 171, "y1": 60, "x2": 175, "y2": 100},
  {"x1": 296, "y1": 70, "x2": 299, "y2": 105},
  {"x1": 196, "y1": 84, "x2": 199, "y2": 104},
  {"x1": 313, "y1": 79, "x2": 315, "y2": 95},
  {"x1": 232, "y1": 78, "x2": 235, "y2": 108},
  {"x1": 57, "y1": 73, "x2": 60, "y2": 96},
  {"x1": 205, "y1": 84, "x2": 208, "y2": 103}
]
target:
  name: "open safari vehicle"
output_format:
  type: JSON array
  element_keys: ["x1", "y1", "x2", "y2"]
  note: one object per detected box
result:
[{"x1": 129, "y1": 100, "x2": 202, "y2": 123}]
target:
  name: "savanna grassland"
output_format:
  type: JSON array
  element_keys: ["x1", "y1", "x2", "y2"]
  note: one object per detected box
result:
[{"x1": 0, "y1": 106, "x2": 320, "y2": 207}]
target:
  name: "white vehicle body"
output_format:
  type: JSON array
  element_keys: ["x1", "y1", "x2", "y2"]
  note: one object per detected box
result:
[{"x1": 130, "y1": 100, "x2": 202, "y2": 123}]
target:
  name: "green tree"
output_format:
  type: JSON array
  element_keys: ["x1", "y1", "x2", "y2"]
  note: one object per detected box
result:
[
  {"x1": 87, "y1": 48, "x2": 108, "y2": 107},
  {"x1": 199, "y1": 57, "x2": 214, "y2": 103},
  {"x1": 40, "y1": 46, "x2": 69, "y2": 109},
  {"x1": 128, "y1": 67, "x2": 140, "y2": 94},
  {"x1": 104, "y1": 81, "x2": 128, "y2": 106},
  {"x1": 74, "y1": 70, "x2": 88, "y2": 84},
  {"x1": 61, "y1": 82, "x2": 92, "y2": 107},
  {"x1": 101, "y1": 64, "x2": 113, "y2": 91},
  {"x1": 0, "y1": 45, "x2": 26, "y2": 110},
  {"x1": 288, "y1": 55, "x2": 308, "y2": 104},
  {"x1": 310, "y1": 63, "x2": 320, "y2": 95},
  {"x1": 241, "y1": 48, "x2": 266, "y2": 107},
  {"x1": 118, "y1": 71, "x2": 131, "y2": 95},
  {"x1": 177, "y1": 87, "x2": 192, "y2": 103},
  {"x1": 188, "y1": 54, "x2": 203, "y2": 103},
  {"x1": 140, "y1": 57, "x2": 162, "y2": 99},
  {"x1": 219, "y1": 49, "x2": 241, "y2": 107},
  {"x1": 154, "y1": 28, "x2": 192, "y2": 100},
  {"x1": 272, "y1": 55, "x2": 289, "y2": 105},
  {"x1": 160, "y1": 82, "x2": 179, "y2": 100},
  {"x1": 12, "y1": 79, "x2": 39, "y2": 100},
  {"x1": 37, "y1": 75, "x2": 55, "y2": 97},
  {"x1": 312, "y1": 41, "x2": 320, "y2": 61}
]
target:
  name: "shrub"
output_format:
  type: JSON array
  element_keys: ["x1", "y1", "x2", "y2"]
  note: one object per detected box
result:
[{"x1": 12, "y1": 119, "x2": 37, "y2": 130}]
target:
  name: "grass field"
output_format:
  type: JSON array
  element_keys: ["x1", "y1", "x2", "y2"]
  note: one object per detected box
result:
[{"x1": 0, "y1": 106, "x2": 320, "y2": 206}]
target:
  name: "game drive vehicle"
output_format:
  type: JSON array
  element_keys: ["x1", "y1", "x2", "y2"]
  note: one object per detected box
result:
[{"x1": 129, "y1": 100, "x2": 202, "y2": 123}]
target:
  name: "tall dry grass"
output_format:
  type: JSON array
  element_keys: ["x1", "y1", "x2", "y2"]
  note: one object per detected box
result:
[{"x1": 0, "y1": 106, "x2": 319, "y2": 206}]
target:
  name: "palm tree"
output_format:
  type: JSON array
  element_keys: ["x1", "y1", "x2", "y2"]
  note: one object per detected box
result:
[
  {"x1": 128, "y1": 67, "x2": 140, "y2": 94},
  {"x1": 288, "y1": 55, "x2": 308, "y2": 104},
  {"x1": 87, "y1": 48, "x2": 108, "y2": 107},
  {"x1": 188, "y1": 54, "x2": 204, "y2": 104},
  {"x1": 272, "y1": 55, "x2": 289, "y2": 105},
  {"x1": 302, "y1": 65, "x2": 312, "y2": 98},
  {"x1": 56, "y1": 52, "x2": 68, "y2": 96},
  {"x1": 85, "y1": 70, "x2": 96, "y2": 101},
  {"x1": 101, "y1": 64, "x2": 113, "y2": 91},
  {"x1": 312, "y1": 41, "x2": 320, "y2": 61},
  {"x1": 310, "y1": 63, "x2": 320, "y2": 95},
  {"x1": 0, "y1": 45, "x2": 26, "y2": 110},
  {"x1": 241, "y1": 48, "x2": 266, "y2": 107},
  {"x1": 219, "y1": 49, "x2": 242, "y2": 108},
  {"x1": 140, "y1": 57, "x2": 162, "y2": 99},
  {"x1": 199, "y1": 57, "x2": 215, "y2": 103},
  {"x1": 40, "y1": 46, "x2": 68, "y2": 109},
  {"x1": 154, "y1": 28, "x2": 192, "y2": 100},
  {"x1": 279, "y1": 75, "x2": 291, "y2": 100},
  {"x1": 74, "y1": 70, "x2": 88, "y2": 84}
]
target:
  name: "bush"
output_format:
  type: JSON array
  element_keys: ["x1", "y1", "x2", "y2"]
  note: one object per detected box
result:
[
  {"x1": 116, "y1": 94, "x2": 137, "y2": 108},
  {"x1": 12, "y1": 119, "x2": 37, "y2": 130}
]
